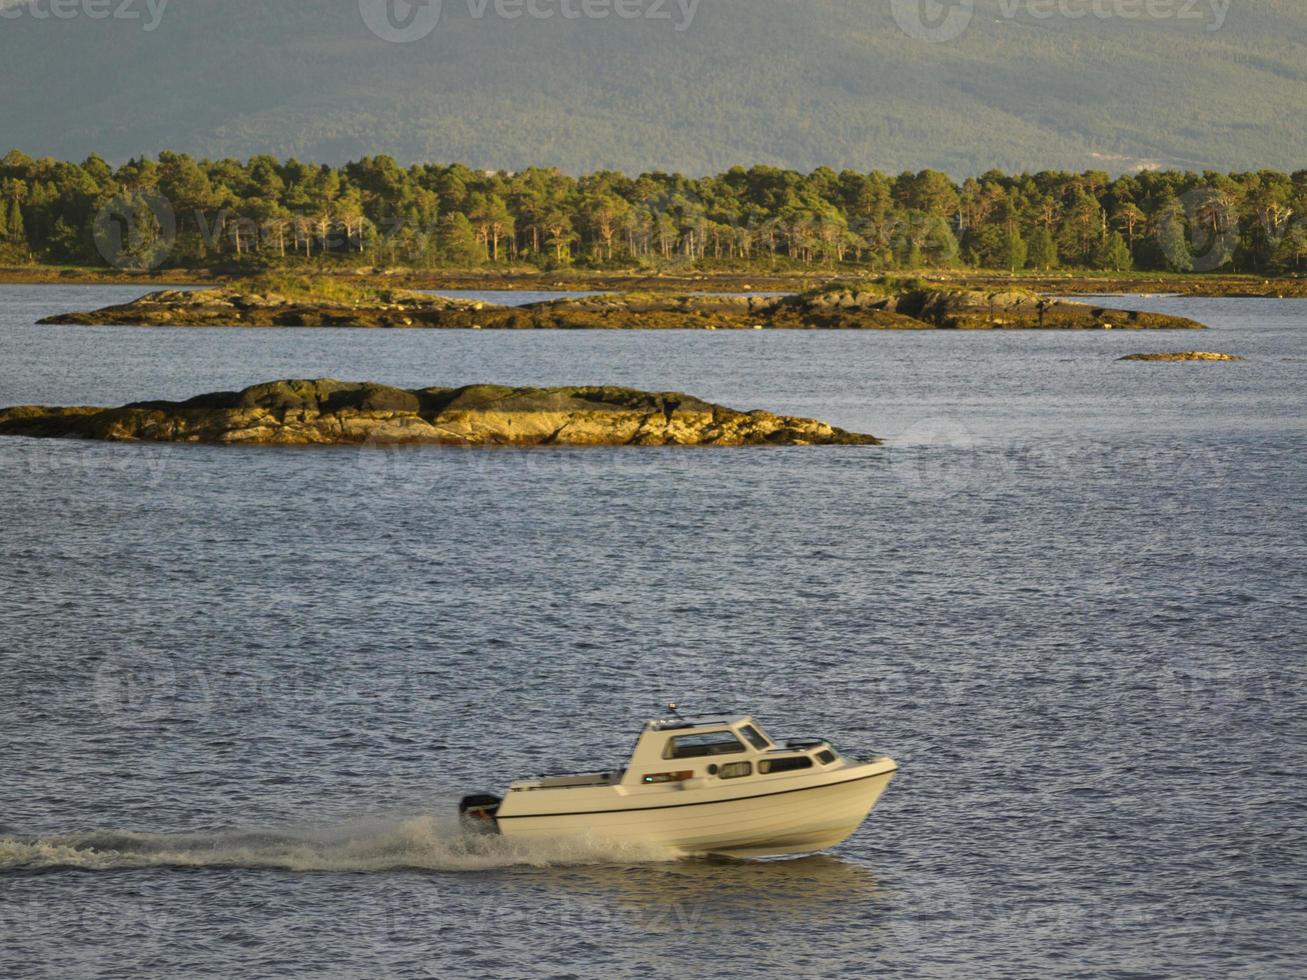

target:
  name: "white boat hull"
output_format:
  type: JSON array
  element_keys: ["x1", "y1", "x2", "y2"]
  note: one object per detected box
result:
[{"x1": 496, "y1": 761, "x2": 896, "y2": 858}]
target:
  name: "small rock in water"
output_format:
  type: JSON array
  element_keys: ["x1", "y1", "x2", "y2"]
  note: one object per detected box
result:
[{"x1": 1119, "y1": 351, "x2": 1244, "y2": 362}]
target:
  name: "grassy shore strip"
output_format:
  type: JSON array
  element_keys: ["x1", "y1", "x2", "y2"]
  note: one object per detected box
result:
[{"x1": 3, "y1": 265, "x2": 1307, "y2": 298}]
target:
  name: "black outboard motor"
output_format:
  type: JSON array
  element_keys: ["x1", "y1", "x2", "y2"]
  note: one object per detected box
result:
[{"x1": 459, "y1": 793, "x2": 503, "y2": 833}]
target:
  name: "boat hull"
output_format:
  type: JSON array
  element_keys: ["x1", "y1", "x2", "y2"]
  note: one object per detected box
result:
[{"x1": 496, "y1": 762, "x2": 896, "y2": 858}]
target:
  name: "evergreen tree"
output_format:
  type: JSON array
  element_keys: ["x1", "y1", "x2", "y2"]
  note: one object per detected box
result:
[
  {"x1": 1155, "y1": 200, "x2": 1194, "y2": 272},
  {"x1": 441, "y1": 212, "x2": 482, "y2": 265},
  {"x1": 925, "y1": 216, "x2": 959, "y2": 266},
  {"x1": 1, "y1": 187, "x2": 24, "y2": 245},
  {"x1": 49, "y1": 216, "x2": 82, "y2": 260},
  {"x1": 1001, "y1": 227, "x2": 1028, "y2": 272},
  {"x1": 1275, "y1": 223, "x2": 1307, "y2": 271},
  {"x1": 1028, "y1": 227, "x2": 1058, "y2": 269},
  {"x1": 1093, "y1": 232, "x2": 1133, "y2": 271}
]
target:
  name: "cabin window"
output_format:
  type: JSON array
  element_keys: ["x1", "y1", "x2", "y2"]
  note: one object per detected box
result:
[
  {"x1": 759, "y1": 755, "x2": 814, "y2": 774},
  {"x1": 718, "y1": 762, "x2": 752, "y2": 779},
  {"x1": 642, "y1": 770, "x2": 693, "y2": 784},
  {"x1": 666, "y1": 731, "x2": 746, "y2": 759},
  {"x1": 817, "y1": 750, "x2": 837, "y2": 765},
  {"x1": 739, "y1": 725, "x2": 770, "y2": 750}
]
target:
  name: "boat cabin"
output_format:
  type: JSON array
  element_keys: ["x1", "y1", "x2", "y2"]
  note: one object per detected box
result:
[
  {"x1": 626, "y1": 714, "x2": 841, "y2": 785},
  {"x1": 507, "y1": 714, "x2": 844, "y2": 794}
]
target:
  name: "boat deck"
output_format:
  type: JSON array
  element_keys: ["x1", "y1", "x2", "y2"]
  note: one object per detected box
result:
[{"x1": 512, "y1": 770, "x2": 624, "y2": 791}]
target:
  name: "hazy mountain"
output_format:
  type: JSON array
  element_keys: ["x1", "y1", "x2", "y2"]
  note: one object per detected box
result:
[{"x1": 1, "y1": 0, "x2": 1304, "y2": 175}]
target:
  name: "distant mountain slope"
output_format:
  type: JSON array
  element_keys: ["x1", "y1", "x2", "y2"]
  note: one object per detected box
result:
[{"x1": 1, "y1": 0, "x2": 1304, "y2": 174}]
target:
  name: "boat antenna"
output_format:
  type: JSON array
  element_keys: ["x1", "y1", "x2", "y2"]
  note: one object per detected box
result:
[{"x1": 666, "y1": 702, "x2": 685, "y2": 720}]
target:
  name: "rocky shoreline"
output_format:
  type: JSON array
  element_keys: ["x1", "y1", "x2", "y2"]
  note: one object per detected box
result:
[
  {"x1": 39, "y1": 281, "x2": 1207, "y2": 331},
  {"x1": 6, "y1": 265, "x2": 1307, "y2": 298},
  {"x1": 0, "y1": 380, "x2": 881, "y2": 447}
]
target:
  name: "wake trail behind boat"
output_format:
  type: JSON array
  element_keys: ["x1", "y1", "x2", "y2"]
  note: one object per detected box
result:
[{"x1": 0, "y1": 814, "x2": 679, "y2": 874}]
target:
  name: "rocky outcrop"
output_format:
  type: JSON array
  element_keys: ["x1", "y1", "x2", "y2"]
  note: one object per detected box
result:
[
  {"x1": 1119, "y1": 351, "x2": 1244, "y2": 362},
  {"x1": 475, "y1": 292, "x2": 777, "y2": 330},
  {"x1": 39, "y1": 280, "x2": 1208, "y2": 330},
  {"x1": 0, "y1": 380, "x2": 881, "y2": 447},
  {"x1": 771, "y1": 284, "x2": 1207, "y2": 330},
  {"x1": 39, "y1": 287, "x2": 488, "y2": 328}
]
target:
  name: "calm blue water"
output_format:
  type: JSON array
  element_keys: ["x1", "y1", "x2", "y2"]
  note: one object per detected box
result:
[{"x1": 1, "y1": 286, "x2": 1304, "y2": 978}]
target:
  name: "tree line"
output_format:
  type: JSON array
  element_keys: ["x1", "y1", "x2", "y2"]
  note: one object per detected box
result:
[{"x1": 2, "y1": 149, "x2": 1306, "y2": 274}]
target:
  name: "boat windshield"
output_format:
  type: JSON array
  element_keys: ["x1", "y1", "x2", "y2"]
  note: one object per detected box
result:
[
  {"x1": 739, "y1": 724, "x2": 770, "y2": 750},
  {"x1": 667, "y1": 730, "x2": 746, "y2": 758}
]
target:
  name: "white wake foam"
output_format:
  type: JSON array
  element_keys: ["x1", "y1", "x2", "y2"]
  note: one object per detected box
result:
[{"x1": 0, "y1": 814, "x2": 680, "y2": 873}]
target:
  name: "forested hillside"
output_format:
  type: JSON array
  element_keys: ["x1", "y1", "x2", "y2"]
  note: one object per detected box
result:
[
  {"x1": 3, "y1": 151, "x2": 1305, "y2": 274},
  {"x1": 0, "y1": 1, "x2": 1305, "y2": 174}
]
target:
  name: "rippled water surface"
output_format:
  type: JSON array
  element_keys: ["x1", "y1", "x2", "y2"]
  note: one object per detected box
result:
[{"x1": 2, "y1": 286, "x2": 1305, "y2": 978}]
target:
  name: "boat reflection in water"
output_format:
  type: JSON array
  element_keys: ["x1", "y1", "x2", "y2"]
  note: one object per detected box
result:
[{"x1": 488, "y1": 852, "x2": 896, "y2": 973}]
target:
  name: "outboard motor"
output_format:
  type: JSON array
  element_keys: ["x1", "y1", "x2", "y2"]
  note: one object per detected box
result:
[{"x1": 459, "y1": 793, "x2": 503, "y2": 833}]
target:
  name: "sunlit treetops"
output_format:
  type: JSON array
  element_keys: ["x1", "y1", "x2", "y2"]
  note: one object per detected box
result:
[{"x1": 2, "y1": 150, "x2": 1306, "y2": 273}]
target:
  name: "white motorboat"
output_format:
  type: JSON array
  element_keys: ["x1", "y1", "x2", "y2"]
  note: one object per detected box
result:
[{"x1": 459, "y1": 709, "x2": 897, "y2": 858}]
